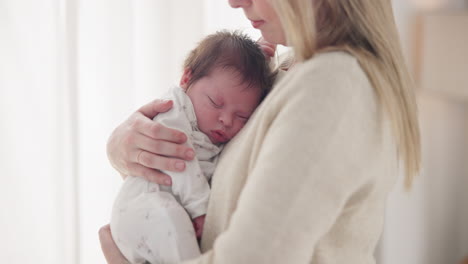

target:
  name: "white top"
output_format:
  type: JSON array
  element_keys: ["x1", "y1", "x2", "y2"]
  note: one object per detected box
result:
[
  {"x1": 156, "y1": 86, "x2": 222, "y2": 218},
  {"x1": 182, "y1": 51, "x2": 399, "y2": 263}
]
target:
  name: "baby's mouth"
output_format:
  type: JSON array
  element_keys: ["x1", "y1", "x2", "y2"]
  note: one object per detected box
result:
[{"x1": 210, "y1": 130, "x2": 228, "y2": 143}]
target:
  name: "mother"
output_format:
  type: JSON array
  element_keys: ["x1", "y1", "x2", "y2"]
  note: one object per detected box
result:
[{"x1": 100, "y1": 0, "x2": 421, "y2": 263}]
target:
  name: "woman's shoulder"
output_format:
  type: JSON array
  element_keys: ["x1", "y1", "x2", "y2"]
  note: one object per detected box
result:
[
  {"x1": 276, "y1": 51, "x2": 371, "y2": 99},
  {"x1": 297, "y1": 51, "x2": 364, "y2": 80},
  {"x1": 264, "y1": 50, "x2": 379, "y2": 127}
]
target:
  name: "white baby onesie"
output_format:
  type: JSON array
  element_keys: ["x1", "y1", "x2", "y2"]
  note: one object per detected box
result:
[{"x1": 110, "y1": 86, "x2": 222, "y2": 264}]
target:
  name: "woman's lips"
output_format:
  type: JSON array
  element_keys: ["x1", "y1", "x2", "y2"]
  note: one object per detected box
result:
[
  {"x1": 210, "y1": 130, "x2": 228, "y2": 143},
  {"x1": 251, "y1": 20, "x2": 265, "y2": 29}
]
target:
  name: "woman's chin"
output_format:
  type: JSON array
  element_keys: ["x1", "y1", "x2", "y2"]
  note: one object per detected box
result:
[{"x1": 260, "y1": 32, "x2": 286, "y2": 46}]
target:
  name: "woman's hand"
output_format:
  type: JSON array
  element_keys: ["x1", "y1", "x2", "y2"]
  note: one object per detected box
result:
[
  {"x1": 257, "y1": 37, "x2": 277, "y2": 62},
  {"x1": 99, "y1": 224, "x2": 129, "y2": 264},
  {"x1": 192, "y1": 214, "x2": 206, "y2": 239},
  {"x1": 107, "y1": 99, "x2": 195, "y2": 185}
]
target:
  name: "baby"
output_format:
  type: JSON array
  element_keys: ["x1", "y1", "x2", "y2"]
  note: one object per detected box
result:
[{"x1": 110, "y1": 31, "x2": 274, "y2": 264}]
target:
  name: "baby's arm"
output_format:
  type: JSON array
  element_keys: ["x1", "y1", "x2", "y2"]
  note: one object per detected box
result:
[
  {"x1": 163, "y1": 140, "x2": 210, "y2": 219},
  {"x1": 154, "y1": 91, "x2": 211, "y2": 219}
]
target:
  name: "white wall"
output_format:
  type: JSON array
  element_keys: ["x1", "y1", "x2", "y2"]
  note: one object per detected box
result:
[
  {"x1": 380, "y1": 91, "x2": 468, "y2": 264},
  {"x1": 379, "y1": 1, "x2": 468, "y2": 263}
]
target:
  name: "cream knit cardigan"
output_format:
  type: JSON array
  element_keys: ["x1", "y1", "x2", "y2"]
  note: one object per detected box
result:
[{"x1": 184, "y1": 51, "x2": 398, "y2": 264}]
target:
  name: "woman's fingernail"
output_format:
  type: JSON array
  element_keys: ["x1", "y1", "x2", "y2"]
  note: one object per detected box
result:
[
  {"x1": 165, "y1": 178, "x2": 172, "y2": 185},
  {"x1": 186, "y1": 149, "x2": 195, "y2": 159},
  {"x1": 175, "y1": 161, "x2": 185, "y2": 170}
]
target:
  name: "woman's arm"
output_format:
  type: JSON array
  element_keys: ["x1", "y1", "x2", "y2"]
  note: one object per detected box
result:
[
  {"x1": 107, "y1": 99, "x2": 196, "y2": 185},
  {"x1": 99, "y1": 225, "x2": 129, "y2": 264}
]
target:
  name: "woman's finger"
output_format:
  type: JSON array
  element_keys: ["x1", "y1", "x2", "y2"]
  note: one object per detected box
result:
[
  {"x1": 134, "y1": 149, "x2": 186, "y2": 173},
  {"x1": 127, "y1": 162, "x2": 173, "y2": 185},
  {"x1": 261, "y1": 45, "x2": 276, "y2": 58},
  {"x1": 257, "y1": 39, "x2": 277, "y2": 60},
  {"x1": 134, "y1": 133, "x2": 195, "y2": 161},
  {"x1": 137, "y1": 99, "x2": 173, "y2": 118},
  {"x1": 133, "y1": 114, "x2": 187, "y2": 144},
  {"x1": 257, "y1": 37, "x2": 276, "y2": 48}
]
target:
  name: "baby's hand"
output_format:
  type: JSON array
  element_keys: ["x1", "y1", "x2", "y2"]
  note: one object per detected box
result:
[{"x1": 192, "y1": 215, "x2": 206, "y2": 239}]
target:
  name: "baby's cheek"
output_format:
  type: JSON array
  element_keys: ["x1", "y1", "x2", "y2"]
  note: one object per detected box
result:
[
  {"x1": 195, "y1": 107, "x2": 211, "y2": 125},
  {"x1": 231, "y1": 123, "x2": 244, "y2": 138}
]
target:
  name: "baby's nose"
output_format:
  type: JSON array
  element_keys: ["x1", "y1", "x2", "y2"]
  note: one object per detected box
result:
[{"x1": 219, "y1": 113, "x2": 233, "y2": 127}]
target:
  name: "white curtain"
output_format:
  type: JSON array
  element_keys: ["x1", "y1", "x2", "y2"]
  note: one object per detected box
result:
[
  {"x1": 0, "y1": 0, "x2": 78, "y2": 263},
  {"x1": 1, "y1": 0, "x2": 254, "y2": 263}
]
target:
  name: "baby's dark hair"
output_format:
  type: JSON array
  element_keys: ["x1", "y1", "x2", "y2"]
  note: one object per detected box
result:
[{"x1": 183, "y1": 30, "x2": 274, "y2": 98}]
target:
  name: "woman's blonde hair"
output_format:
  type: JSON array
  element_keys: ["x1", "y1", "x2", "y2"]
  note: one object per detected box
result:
[{"x1": 271, "y1": 0, "x2": 421, "y2": 189}]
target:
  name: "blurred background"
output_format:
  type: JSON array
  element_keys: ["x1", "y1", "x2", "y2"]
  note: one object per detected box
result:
[{"x1": 1, "y1": 0, "x2": 467, "y2": 263}]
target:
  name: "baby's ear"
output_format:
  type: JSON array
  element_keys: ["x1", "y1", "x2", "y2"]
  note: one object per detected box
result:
[{"x1": 180, "y1": 68, "x2": 192, "y2": 90}]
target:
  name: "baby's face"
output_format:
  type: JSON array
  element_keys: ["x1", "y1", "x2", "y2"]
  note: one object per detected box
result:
[{"x1": 183, "y1": 67, "x2": 262, "y2": 145}]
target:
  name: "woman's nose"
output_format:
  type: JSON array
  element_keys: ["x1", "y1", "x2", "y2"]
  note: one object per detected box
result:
[{"x1": 228, "y1": 0, "x2": 251, "y2": 8}]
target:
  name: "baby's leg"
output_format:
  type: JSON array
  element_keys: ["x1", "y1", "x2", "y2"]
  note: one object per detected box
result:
[{"x1": 111, "y1": 190, "x2": 200, "y2": 264}]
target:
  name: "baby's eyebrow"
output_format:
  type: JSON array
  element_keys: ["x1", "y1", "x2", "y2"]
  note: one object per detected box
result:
[{"x1": 212, "y1": 92, "x2": 224, "y2": 104}]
